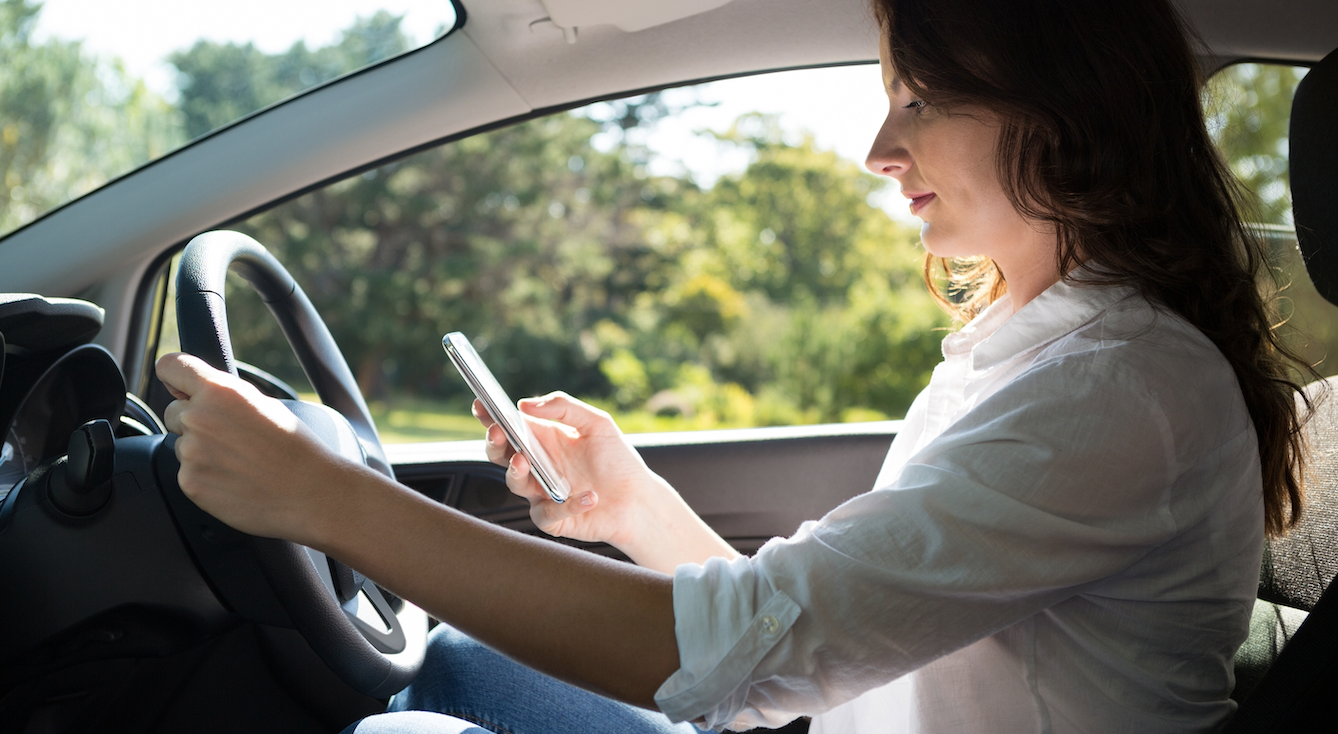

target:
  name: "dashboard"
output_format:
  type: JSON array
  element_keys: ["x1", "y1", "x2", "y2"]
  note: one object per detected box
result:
[
  {"x1": 0, "y1": 291, "x2": 409, "y2": 731},
  {"x1": 0, "y1": 296, "x2": 137, "y2": 506}
]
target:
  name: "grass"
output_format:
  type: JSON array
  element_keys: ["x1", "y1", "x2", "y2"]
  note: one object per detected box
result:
[
  {"x1": 345, "y1": 394, "x2": 894, "y2": 444},
  {"x1": 363, "y1": 395, "x2": 727, "y2": 443}
]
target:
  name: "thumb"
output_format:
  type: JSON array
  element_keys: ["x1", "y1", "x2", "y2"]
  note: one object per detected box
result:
[
  {"x1": 530, "y1": 490, "x2": 599, "y2": 531},
  {"x1": 517, "y1": 391, "x2": 615, "y2": 434}
]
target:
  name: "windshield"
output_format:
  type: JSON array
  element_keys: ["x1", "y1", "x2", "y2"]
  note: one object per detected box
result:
[{"x1": 0, "y1": 0, "x2": 460, "y2": 237}]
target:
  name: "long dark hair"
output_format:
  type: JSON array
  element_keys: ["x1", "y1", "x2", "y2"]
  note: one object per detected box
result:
[{"x1": 871, "y1": 0, "x2": 1314, "y2": 535}]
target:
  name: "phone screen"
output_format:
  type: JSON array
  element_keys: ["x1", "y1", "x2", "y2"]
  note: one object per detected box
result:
[{"x1": 442, "y1": 332, "x2": 571, "y2": 503}]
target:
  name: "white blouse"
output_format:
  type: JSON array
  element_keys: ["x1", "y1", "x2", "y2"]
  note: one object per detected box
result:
[{"x1": 653, "y1": 277, "x2": 1264, "y2": 733}]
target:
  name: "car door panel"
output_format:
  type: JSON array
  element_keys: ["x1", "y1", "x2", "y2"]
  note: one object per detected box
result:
[{"x1": 393, "y1": 426, "x2": 897, "y2": 558}]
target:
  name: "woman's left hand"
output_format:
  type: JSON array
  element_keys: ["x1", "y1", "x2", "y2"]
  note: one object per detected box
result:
[
  {"x1": 156, "y1": 353, "x2": 680, "y2": 706},
  {"x1": 155, "y1": 352, "x2": 350, "y2": 545}
]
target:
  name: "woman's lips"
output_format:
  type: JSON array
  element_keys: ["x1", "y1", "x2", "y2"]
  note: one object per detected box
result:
[{"x1": 907, "y1": 192, "x2": 936, "y2": 216}]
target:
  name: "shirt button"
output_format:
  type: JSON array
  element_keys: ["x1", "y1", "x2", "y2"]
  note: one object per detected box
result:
[{"x1": 760, "y1": 615, "x2": 780, "y2": 634}]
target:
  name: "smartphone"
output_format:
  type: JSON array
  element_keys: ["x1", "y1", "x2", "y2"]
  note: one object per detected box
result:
[{"x1": 442, "y1": 332, "x2": 571, "y2": 503}]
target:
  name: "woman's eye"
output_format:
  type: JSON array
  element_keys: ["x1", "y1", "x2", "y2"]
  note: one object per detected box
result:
[{"x1": 903, "y1": 100, "x2": 928, "y2": 112}]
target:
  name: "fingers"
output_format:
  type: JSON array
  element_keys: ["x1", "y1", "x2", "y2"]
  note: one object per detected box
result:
[
  {"x1": 503, "y1": 453, "x2": 548, "y2": 506},
  {"x1": 528, "y1": 490, "x2": 598, "y2": 532},
  {"x1": 502, "y1": 452, "x2": 545, "y2": 505},
  {"x1": 158, "y1": 355, "x2": 287, "y2": 443},
  {"x1": 508, "y1": 450, "x2": 531, "y2": 484},
  {"x1": 476, "y1": 399, "x2": 519, "y2": 467},
  {"x1": 478, "y1": 394, "x2": 591, "y2": 453},
  {"x1": 155, "y1": 352, "x2": 221, "y2": 401},
  {"x1": 471, "y1": 399, "x2": 495, "y2": 428},
  {"x1": 517, "y1": 391, "x2": 616, "y2": 434},
  {"x1": 485, "y1": 423, "x2": 515, "y2": 466},
  {"x1": 502, "y1": 452, "x2": 599, "y2": 534},
  {"x1": 163, "y1": 397, "x2": 186, "y2": 435}
]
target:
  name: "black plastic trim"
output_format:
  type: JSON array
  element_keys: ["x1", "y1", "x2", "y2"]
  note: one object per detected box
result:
[{"x1": 126, "y1": 250, "x2": 174, "y2": 398}]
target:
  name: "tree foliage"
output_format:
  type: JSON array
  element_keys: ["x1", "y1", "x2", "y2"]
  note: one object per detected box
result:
[
  {"x1": 170, "y1": 11, "x2": 410, "y2": 139},
  {"x1": 226, "y1": 104, "x2": 943, "y2": 425},
  {"x1": 0, "y1": 0, "x2": 180, "y2": 232},
  {"x1": 1204, "y1": 63, "x2": 1306, "y2": 225}
]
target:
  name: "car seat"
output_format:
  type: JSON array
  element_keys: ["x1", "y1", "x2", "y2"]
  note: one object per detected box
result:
[{"x1": 1224, "y1": 46, "x2": 1338, "y2": 733}]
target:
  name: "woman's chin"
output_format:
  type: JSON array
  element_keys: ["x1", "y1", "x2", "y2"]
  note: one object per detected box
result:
[
  {"x1": 919, "y1": 224, "x2": 962, "y2": 260},
  {"x1": 919, "y1": 225, "x2": 991, "y2": 262}
]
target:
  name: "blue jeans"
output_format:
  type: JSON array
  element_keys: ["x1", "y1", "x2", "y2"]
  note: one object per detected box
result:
[{"x1": 342, "y1": 624, "x2": 707, "y2": 734}]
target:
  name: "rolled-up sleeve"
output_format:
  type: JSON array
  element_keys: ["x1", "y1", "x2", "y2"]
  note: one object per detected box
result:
[
  {"x1": 653, "y1": 350, "x2": 1248, "y2": 730},
  {"x1": 655, "y1": 558, "x2": 802, "y2": 729}
]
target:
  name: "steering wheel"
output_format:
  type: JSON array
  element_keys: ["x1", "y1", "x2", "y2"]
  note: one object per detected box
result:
[{"x1": 166, "y1": 230, "x2": 426, "y2": 697}]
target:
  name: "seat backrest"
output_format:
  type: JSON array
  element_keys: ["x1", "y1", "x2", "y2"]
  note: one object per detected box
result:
[
  {"x1": 1225, "y1": 46, "x2": 1338, "y2": 732},
  {"x1": 1258, "y1": 377, "x2": 1338, "y2": 614},
  {"x1": 1232, "y1": 374, "x2": 1337, "y2": 705}
]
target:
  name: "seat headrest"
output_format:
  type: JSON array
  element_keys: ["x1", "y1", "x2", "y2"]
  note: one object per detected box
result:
[{"x1": 1292, "y1": 48, "x2": 1338, "y2": 306}]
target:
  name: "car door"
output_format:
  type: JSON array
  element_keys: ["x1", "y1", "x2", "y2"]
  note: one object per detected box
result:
[{"x1": 387, "y1": 425, "x2": 896, "y2": 561}]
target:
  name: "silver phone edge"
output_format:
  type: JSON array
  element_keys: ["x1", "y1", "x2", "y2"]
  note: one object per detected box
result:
[{"x1": 443, "y1": 338, "x2": 570, "y2": 504}]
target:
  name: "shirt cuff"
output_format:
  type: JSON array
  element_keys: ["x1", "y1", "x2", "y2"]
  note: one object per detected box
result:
[{"x1": 654, "y1": 557, "x2": 803, "y2": 730}]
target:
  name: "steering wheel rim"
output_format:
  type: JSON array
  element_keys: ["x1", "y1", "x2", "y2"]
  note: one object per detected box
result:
[{"x1": 173, "y1": 230, "x2": 425, "y2": 697}]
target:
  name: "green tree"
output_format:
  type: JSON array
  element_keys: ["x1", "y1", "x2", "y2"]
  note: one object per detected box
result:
[
  {"x1": 1204, "y1": 63, "x2": 1306, "y2": 225},
  {"x1": 678, "y1": 120, "x2": 943, "y2": 421},
  {"x1": 704, "y1": 115, "x2": 884, "y2": 303},
  {"x1": 228, "y1": 110, "x2": 682, "y2": 403},
  {"x1": 171, "y1": 11, "x2": 411, "y2": 140},
  {"x1": 569, "y1": 117, "x2": 945, "y2": 423},
  {"x1": 226, "y1": 107, "x2": 948, "y2": 426},
  {"x1": 0, "y1": 0, "x2": 180, "y2": 233}
]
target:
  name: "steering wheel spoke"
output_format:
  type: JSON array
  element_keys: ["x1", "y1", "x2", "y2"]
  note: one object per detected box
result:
[{"x1": 304, "y1": 545, "x2": 409, "y2": 654}]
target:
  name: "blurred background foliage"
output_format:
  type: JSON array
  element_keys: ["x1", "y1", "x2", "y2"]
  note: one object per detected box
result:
[
  {"x1": 1203, "y1": 63, "x2": 1306, "y2": 226},
  {"x1": 225, "y1": 105, "x2": 945, "y2": 435},
  {"x1": 0, "y1": 0, "x2": 179, "y2": 232},
  {"x1": 1203, "y1": 64, "x2": 1338, "y2": 382},
  {"x1": 2, "y1": 0, "x2": 1323, "y2": 439},
  {"x1": 0, "y1": 0, "x2": 414, "y2": 233}
]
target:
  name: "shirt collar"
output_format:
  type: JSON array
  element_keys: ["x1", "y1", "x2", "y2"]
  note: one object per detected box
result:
[{"x1": 942, "y1": 273, "x2": 1136, "y2": 371}]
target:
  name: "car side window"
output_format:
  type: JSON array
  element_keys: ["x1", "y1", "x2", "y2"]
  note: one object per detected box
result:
[
  {"x1": 1204, "y1": 62, "x2": 1337, "y2": 381},
  {"x1": 156, "y1": 68, "x2": 949, "y2": 443}
]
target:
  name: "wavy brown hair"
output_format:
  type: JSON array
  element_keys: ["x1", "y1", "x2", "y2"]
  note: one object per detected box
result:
[{"x1": 872, "y1": 0, "x2": 1314, "y2": 535}]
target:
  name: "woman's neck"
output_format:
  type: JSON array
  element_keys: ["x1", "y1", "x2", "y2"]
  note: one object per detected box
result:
[
  {"x1": 998, "y1": 257, "x2": 1062, "y2": 311},
  {"x1": 993, "y1": 228, "x2": 1065, "y2": 311}
]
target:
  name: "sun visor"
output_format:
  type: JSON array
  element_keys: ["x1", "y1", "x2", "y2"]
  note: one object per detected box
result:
[
  {"x1": 0, "y1": 294, "x2": 104, "y2": 356},
  {"x1": 538, "y1": 0, "x2": 735, "y2": 34}
]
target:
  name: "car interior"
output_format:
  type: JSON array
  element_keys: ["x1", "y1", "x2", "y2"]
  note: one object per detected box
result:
[{"x1": 0, "y1": 0, "x2": 1336, "y2": 732}]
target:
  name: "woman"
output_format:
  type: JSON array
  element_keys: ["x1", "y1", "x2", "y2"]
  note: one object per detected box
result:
[{"x1": 154, "y1": 0, "x2": 1312, "y2": 731}]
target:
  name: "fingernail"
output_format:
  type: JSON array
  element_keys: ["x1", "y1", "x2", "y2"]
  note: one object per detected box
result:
[{"x1": 579, "y1": 492, "x2": 595, "y2": 507}]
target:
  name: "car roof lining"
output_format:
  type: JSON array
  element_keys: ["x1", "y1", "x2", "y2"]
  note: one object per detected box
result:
[{"x1": 457, "y1": 0, "x2": 1335, "y2": 114}]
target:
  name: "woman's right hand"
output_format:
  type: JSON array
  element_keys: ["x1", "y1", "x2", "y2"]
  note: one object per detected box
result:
[
  {"x1": 474, "y1": 392, "x2": 738, "y2": 573},
  {"x1": 476, "y1": 392, "x2": 653, "y2": 546}
]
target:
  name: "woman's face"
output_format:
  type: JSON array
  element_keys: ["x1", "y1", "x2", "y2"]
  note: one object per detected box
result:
[{"x1": 865, "y1": 44, "x2": 1046, "y2": 270}]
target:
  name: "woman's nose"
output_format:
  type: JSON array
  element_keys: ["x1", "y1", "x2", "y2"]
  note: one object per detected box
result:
[{"x1": 865, "y1": 113, "x2": 911, "y2": 178}]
